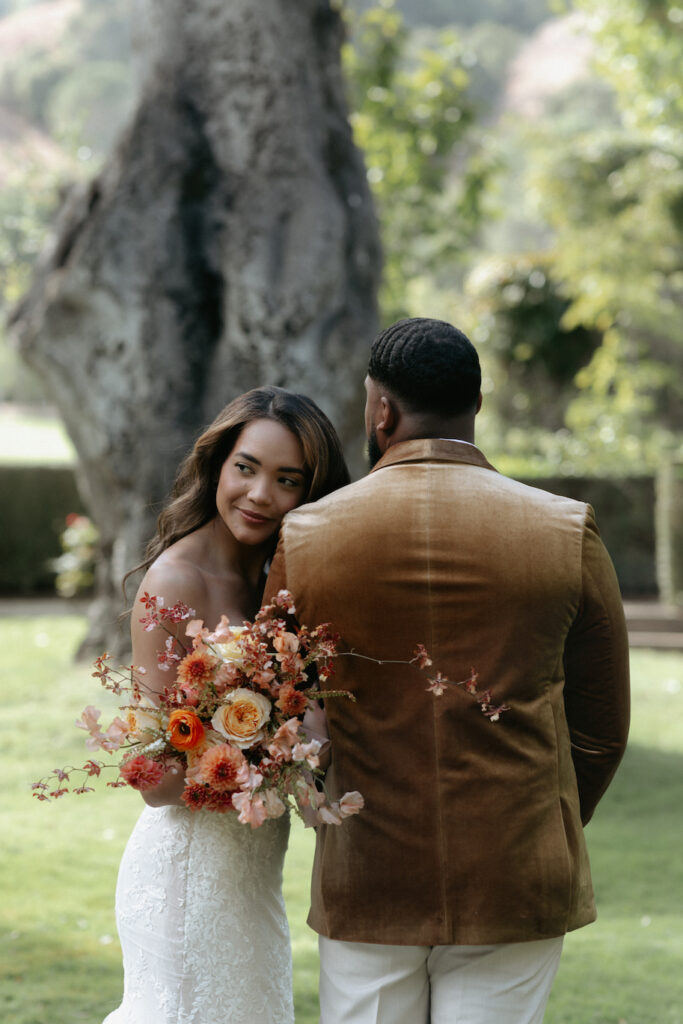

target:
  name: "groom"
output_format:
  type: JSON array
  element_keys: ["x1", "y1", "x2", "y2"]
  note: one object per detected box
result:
[{"x1": 265, "y1": 317, "x2": 630, "y2": 1023}]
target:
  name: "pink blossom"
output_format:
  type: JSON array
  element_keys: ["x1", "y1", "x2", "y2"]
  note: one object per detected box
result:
[
  {"x1": 293, "y1": 779, "x2": 325, "y2": 808},
  {"x1": 273, "y1": 631, "x2": 300, "y2": 655},
  {"x1": 179, "y1": 683, "x2": 201, "y2": 706},
  {"x1": 263, "y1": 789, "x2": 287, "y2": 818},
  {"x1": 245, "y1": 766, "x2": 264, "y2": 791},
  {"x1": 99, "y1": 716, "x2": 130, "y2": 752},
  {"x1": 157, "y1": 637, "x2": 181, "y2": 672},
  {"x1": 267, "y1": 718, "x2": 301, "y2": 760},
  {"x1": 165, "y1": 601, "x2": 195, "y2": 623},
  {"x1": 412, "y1": 643, "x2": 433, "y2": 669},
  {"x1": 251, "y1": 668, "x2": 276, "y2": 688},
  {"x1": 75, "y1": 705, "x2": 102, "y2": 733},
  {"x1": 277, "y1": 652, "x2": 307, "y2": 677},
  {"x1": 339, "y1": 791, "x2": 364, "y2": 817},
  {"x1": 75, "y1": 706, "x2": 119, "y2": 751},
  {"x1": 318, "y1": 804, "x2": 343, "y2": 826},
  {"x1": 464, "y1": 669, "x2": 480, "y2": 694},
  {"x1": 480, "y1": 701, "x2": 511, "y2": 721},
  {"x1": 213, "y1": 661, "x2": 243, "y2": 692},
  {"x1": 270, "y1": 589, "x2": 296, "y2": 615},
  {"x1": 205, "y1": 615, "x2": 233, "y2": 643},
  {"x1": 292, "y1": 739, "x2": 322, "y2": 769},
  {"x1": 139, "y1": 611, "x2": 161, "y2": 632},
  {"x1": 186, "y1": 619, "x2": 208, "y2": 641},
  {"x1": 426, "y1": 673, "x2": 447, "y2": 696},
  {"x1": 120, "y1": 754, "x2": 165, "y2": 790},
  {"x1": 232, "y1": 790, "x2": 268, "y2": 828}
]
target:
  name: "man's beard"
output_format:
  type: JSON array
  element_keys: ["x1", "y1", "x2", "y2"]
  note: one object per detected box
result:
[{"x1": 367, "y1": 427, "x2": 382, "y2": 469}]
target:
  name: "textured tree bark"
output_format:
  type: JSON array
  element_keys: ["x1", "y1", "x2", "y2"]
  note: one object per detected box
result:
[{"x1": 12, "y1": 0, "x2": 381, "y2": 655}]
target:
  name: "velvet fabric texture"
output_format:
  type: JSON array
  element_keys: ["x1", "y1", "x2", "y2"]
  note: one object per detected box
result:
[{"x1": 264, "y1": 439, "x2": 630, "y2": 946}]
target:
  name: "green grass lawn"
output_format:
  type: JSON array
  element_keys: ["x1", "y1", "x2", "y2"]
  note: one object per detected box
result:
[{"x1": 2, "y1": 615, "x2": 681, "y2": 1024}]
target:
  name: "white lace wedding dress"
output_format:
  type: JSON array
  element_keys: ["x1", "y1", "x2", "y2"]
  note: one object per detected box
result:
[{"x1": 102, "y1": 804, "x2": 294, "y2": 1024}]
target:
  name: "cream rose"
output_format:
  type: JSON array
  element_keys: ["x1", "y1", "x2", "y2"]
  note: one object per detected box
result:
[
  {"x1": 211, "y1": 688, "x2": 272, "y2": 749},
  {"x1": 126, "y1": 697, "x2": 162, "y2": 740},
  {"x1": 214, "y1": 628, "x2": 246, "y2": 666}
]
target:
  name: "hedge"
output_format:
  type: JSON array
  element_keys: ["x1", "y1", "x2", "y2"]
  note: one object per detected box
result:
[
  {"x1": 0, "y1": 466, "x2": 658, "y2": 597},
  {"x1": 0, "y1": 466, "x2": 85, "y2": 594},
  {"x1": 518, "y1": 475, "x2": 657, "y2": 596}
]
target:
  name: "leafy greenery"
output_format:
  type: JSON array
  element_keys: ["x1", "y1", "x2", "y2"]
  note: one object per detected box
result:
[
  {"x1": 347, "y1": 0, "x2": 552, "y2": 32},
  {"x1": 343, "y1": 0, "x2": 498, "y2": 323},
  {"x1": 456, "y1": 1, "x2": 683, "y2": 473},
  {"x1": 0, "y1": 0, "x2": 136, "y2": 402},
  {"x1": 2, "y1": 615, "x2": 682, "y2": 1023}
]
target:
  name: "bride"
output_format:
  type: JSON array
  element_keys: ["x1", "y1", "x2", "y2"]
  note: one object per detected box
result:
[{"x1": 103, "y1": 386, "x2": 350, "y2": 1024}]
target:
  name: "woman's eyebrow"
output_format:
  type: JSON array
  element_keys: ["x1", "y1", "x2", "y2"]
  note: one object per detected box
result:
[{"x1": 234, "y1": 451, "x2": 305, "y2": 474}]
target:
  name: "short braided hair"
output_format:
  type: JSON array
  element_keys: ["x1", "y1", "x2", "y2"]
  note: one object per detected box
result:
[{"x1": 368, "y1": 317, "x2": 481, "y2": 417}]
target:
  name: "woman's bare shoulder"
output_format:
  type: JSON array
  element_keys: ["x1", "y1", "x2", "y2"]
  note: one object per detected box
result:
[{"x1": 134, "y1": 544, "x2": 209, "y2": 618}]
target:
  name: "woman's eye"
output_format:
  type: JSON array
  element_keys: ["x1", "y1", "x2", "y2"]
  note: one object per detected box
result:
[
  {"x1": 235, "y1": 462, "x2": 253, "y2": 475},
  {"x1": 280, "y1": 476, "x2": 302, "y2": 488}
]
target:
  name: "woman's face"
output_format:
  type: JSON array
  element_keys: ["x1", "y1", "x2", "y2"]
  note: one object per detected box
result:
[{"x1": 216, "y1": 418, "x2": 307, "y2": 545}]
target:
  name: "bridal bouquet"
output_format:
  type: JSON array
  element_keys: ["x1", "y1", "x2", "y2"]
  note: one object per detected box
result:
[{"x1": 32, "y1": 589, "x2": 364, "y2": 828}]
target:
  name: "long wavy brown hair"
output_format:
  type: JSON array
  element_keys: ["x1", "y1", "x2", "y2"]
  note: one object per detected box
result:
[{"x1": 127, "y1": 386, "x2": 350, "y2": 584}]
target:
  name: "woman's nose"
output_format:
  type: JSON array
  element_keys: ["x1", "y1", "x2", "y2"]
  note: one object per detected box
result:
[{"x1": 247, "y1": 475, "x2": 271, "y2": 505}]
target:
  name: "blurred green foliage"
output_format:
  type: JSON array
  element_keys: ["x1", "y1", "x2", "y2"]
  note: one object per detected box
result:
[
  {"x1": 0, "y1": 0, "x2": 680, "y2": 480},
  {"x1": 0, "y1": 0, "x2": 135, "y2": 400},
  {"x1": 465, "y1": 254, "x2": 601, "y2": 431},
  {"x1": 343, "y1": 0, "x2": 498, "y2": 322},
  {"x1": 0, "y1": 170, "x2": 60, "y2": 400},
  {"x1": 347, "y1": 0, "x2": 551, "y2": 32},
  {"x1": 527, "y1": 0, "x2": 683, "y2": 468}
]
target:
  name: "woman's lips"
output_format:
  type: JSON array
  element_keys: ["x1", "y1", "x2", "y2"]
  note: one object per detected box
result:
[{"x1": 237, "y1": 508, "x2": 271, "y2": 525}]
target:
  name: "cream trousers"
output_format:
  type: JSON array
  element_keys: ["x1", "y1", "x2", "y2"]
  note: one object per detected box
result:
[{"x1": 318, "y1": 934, "x2": 564, "y2": 1024}]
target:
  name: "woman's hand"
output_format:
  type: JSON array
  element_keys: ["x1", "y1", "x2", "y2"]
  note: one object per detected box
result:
[
  {"x1": 302, "y1": 702, "x2": 331, "y2": 772},
  {"x1": 141, "y1": 762, "x2": 187, "y2": 808}
]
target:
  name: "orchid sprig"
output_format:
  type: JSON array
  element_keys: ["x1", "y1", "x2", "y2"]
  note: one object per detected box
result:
[{"x1": 337, "y1": 640, "x2": 511, "y2": 721}]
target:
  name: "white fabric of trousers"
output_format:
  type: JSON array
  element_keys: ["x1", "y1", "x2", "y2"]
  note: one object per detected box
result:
[{"x1": 318, "y1": 934, "x2": 564, "y2": 1024}]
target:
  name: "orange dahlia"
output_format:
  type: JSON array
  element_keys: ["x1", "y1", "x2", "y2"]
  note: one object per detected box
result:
[
  {"x1": 197, "y1": 743, "x2": 248, "y2": 792},
  {"x1": 276, "y1": 684, "x2": 308, "y2": 717},
  {"x1": 176, "y1": 650, "x2": 218, "y2": 689},
  {"x1": 168, "y1": 708, "x2": 205, "y2": 751}
]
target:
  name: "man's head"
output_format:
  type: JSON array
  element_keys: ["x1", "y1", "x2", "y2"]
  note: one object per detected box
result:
[{"x1": 365, "y1": 317, "x2": 482, "y2": 466}]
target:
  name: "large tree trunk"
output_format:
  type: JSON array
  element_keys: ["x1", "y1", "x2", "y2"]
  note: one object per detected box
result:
[{"x1": 12, "y1": 0, "x2": 381, "y2": 656}]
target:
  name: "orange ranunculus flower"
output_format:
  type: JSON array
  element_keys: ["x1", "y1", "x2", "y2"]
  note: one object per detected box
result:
[{"x1": 168, "y1": 708, "x2": 205, "y2": 751}]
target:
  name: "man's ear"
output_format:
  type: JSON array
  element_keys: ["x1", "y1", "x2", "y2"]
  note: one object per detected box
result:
[
  {"x1": 376, "y1": 395, "x2": 398, "y2": 437},
  {"x1": 475, "y1": 392, "x2": 483, "y2": 415}
]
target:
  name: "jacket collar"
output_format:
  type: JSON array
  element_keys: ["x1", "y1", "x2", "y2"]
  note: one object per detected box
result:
[{"x1": 370, "y1": 438, "x2": 497, "y2": 474}]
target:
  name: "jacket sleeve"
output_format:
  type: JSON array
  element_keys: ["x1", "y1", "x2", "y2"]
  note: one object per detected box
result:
[
  {"x1": 263, "y1": 533, "x2": 288, "y2": 606},
  {"x1": 562, "y1": 507, "x2": 630, "y2": 825}
]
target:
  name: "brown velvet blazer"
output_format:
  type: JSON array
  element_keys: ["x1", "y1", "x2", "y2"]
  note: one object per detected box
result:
[{"x1": 264, "y1": 439, "x2": 630, "y2": 946}]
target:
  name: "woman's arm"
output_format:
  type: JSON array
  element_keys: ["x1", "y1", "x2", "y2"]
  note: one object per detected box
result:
[{"x1": 130, "y1": 563, "x2": 206, "y2": 807}]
